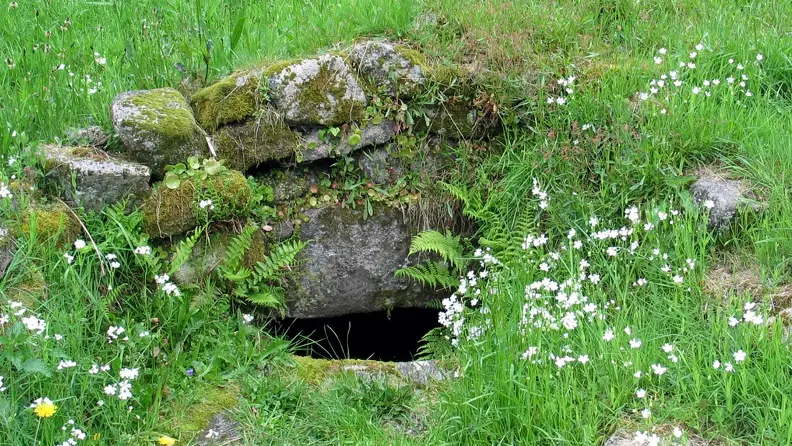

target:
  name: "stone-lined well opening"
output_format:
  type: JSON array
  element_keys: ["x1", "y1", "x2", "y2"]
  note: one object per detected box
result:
[{"x1": 279, "y1": 308, "x2": 441, "y2": 362}]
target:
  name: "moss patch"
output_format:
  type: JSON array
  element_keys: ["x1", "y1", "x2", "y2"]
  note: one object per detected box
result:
[
  {"x1": 213, "y1": 111, "x2": 299, "y2": 171},
  {"x1": 142, "y1": 169, "x2": 253, "y2": 238},
  {"x1": 191, "y1": 71, "x2": 262, "y2": 131},
  {"x1": 287, "y1": 356, "x2": 400, "y2": 386},
  {"x1": 18, "y1": 201, "x2": 81, "y2": 248},
  {"x1": 163, "y1": 383, "x2": 239, "y2": 440},
  {"x1": 5, "y1": 266, "x2": 47, "y2": 307}
]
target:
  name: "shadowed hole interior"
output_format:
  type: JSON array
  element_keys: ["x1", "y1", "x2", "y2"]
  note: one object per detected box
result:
[{"x1": 279, "y1": 308, "x2": 441, "y2": 362}]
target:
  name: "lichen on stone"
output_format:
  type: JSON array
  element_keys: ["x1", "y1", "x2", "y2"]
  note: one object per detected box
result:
[
  {"x1": 191, "y1": 70, "x2": 263, "y2": 131},
  {"x1": 213, "y1": 109, "x2": 299, "y2": 171},
  {"x1": 348, "y1": 40, "x2": 426, "y2": 97},
  {"x1": 267, "y1": 55, "x2": 367, "y2": 126}
]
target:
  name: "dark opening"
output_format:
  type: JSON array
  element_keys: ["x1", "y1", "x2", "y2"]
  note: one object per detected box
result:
[{"x1": 278, "y1": 308, "x2": 441, "y2": 362}]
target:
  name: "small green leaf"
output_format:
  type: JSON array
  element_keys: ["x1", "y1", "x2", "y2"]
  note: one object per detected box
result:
[
  {"x1": 188, "y1": 156, "x2": 201, "y2": 170},
  {"x1": 174, "y1": 163, "x2": 187, "y2": 174},
  {"x1": 348, "y1": 133, "x2": 362, "y2": 146},
  {"x1": 164, "y1": 173, "x2": 181, "y2": 189},
  {"x1": 309, "y1": 197, "x2": 318, "y2": 206},
  {"x1": 329, "y1": 127, "x2": 340, "y2": 137},
  {"x1": 19, "y1": 358, "x2": 51, "y2": 377},
  {"x1": 204, "y1": 159, "x2": 222, "y2": 175}
]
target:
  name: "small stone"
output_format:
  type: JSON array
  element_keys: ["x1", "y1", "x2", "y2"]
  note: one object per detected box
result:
[
  {"x1": 212, "y1": 113, "x2": 299, "y2": 171},
  {"x1": 0, "y1": 227, "x2": 15, "y2": 279},
  {"x1": 41, "y1": 145, "x2": 151, "y2": 211},
  {"x1": 268, "y1": 55, "x2": 367, "y2": 126},
  {"x1": 395, "y1": 360, "x2": 449, "y2": 385},
  {"x1": 300, "y1": 120, "x2": 397, "y2": 162},
  {"x1": 111, "y1": 88, "x2": 209, "y2": 179},
  {"x1": 348, "y1": 40, "x2": 425, "y2": 97},
  {"x1": 690, "y1": 174, "x2": 757, "y2": 230},
  {"x1": 63, "y1": 126, "x2": 109, "y2": 147},
  {"x1": 357, "y1": 146, "x2": 404, "y2": 185},
  {"x1": 193, "y1": 412, "x2": 242, "y2": 445}
]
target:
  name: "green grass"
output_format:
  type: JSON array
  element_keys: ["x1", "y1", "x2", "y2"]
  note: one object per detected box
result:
[{"x1": 2, "y1": 0, "x2": 792, "y2": 444}]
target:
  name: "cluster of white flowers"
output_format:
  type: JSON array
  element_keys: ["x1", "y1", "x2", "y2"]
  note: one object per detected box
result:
[
  {"x1": 21, "y1": 314, "x2": 46, "y2": 334},
  {"x1": 547, "y1": 75, "x2": 576, "y2": 106},
  {"x1": 637, "y1": 43, "x2": 762, "y2": 112},
  {"x1": 134, "y1": 245, "x2": 152, "y2": 255},
  {"x1": 154, "y1": 273, "x2": 181, "y2": 297},
  {"x1": 532, "y1": 178, "x2": 549, "y2": 209},
  {"x1": 56, "y1": 419, "x2": 87, "y2": 446},
  {"x1": 106, "y1": 325, "x2": 128, "y2": 343},
  {"x1": 0, "y1": 182, "x2": 12, "y2": 199},
  {"x1": 105, "y1": 253, "x2": 121, "y2": 269},
  {"x1": 57, "y1": 360, "x2": 77, "y2": 370},
  {"x1": 199, "y1": 199, "x2": 215, "y2": 210}
]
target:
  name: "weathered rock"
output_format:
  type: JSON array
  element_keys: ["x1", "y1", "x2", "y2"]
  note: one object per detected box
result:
[
  {"x1": 142, "y1": 169, "x2": 252, "y2": 238},
  {"x1": 357, "y1": 145, "x2": 405, "y2": 184},
  {"x1": 419, "y1": 99, "x2": 497, "y2": 139},
  {"x1": 64, "y1": 126, "x2": 109, "y2": 147},
  {"x1": 268, "y1": 55, "x2": 367, "y2": 126},
  {"x1": 0, "y1": 227, "x2": 14, "y2": 279},
  {"x1": 265, "y1": 167, "x2": 322, "y2": 203},
  {"x1": 285, "y1": 205, "x2": 436, "y2": 318},
  {"x1": 111, "y1": 88, "x2": 209, "y2": 179},
  {"x1": 300, "y1": 119, "x2": 397, "y2": 162},
  {"x1": 191, "y1": 70, "x2": 263, "y2": 131},
  {"x1": 690, "y1": 175, "x2": 755, "y2": 230},
  {"x1": 213, "y1": 113, "x2": 299, "y2": 171},
  {"x1": 41, "y1": 145, "x2": 151, "y2": 211},
  {"x1": 348, "y1": 40, "x2": 425, "y2": 97},
  {"x1": 194, "y1": 412, "x2": 242, "y2": 445},
  {"x1": 340, "y1": 361, "x2": 448, "y2": 385}
]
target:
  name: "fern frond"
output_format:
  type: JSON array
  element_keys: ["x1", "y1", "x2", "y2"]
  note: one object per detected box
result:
[
  {"x1": 417, "y1": 327, "x2": 453, "y2": 359},
  {"x1": 396, "y1": 262, "x2": 458, "y2": 289},
  {"x1": 251, "y1": 239, "x2": 307, "y2": 285},
  {"x1": 221, "y1": 224, "x2": 257, "y2": 274},
  {"x1": 245, "y1": 285, "x2": 284, "y2": 308},
  {"x1": 169, "y1": 227, "x2": 202, "y2": 274},
  {"x1": 408, "y1": 230, "x2": 466, "y2": 271}
]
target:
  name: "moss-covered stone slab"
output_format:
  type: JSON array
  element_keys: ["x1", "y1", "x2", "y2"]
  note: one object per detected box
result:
[
  {"x1": 63, "y1": 126, "x2": 109, "y2": 147},
  {"x1": 141, "y1": 169, "x2": 252, "y2": 238},
  {"x1": 18, "y1": 201, "x2": 81, "y2": 248},
  {"x1": 285, "y1": 205, "x2": 440, "y2": 318},
  {"x1": 191, "y1": 70, "x2": 262, "y2": 131},
  {"x1": 267, "y1": 55, "x2": 367, "y2": 126},
  {"x1": 111, "y1": 88, "x2": 209, "y2": 179},
  {"x1": 213, "y1": 114, "x2": 299, "y2": 171},
  {"x1": 418, "y1": 99, "x2": 498, "y2": 139},
  {"x1": 41, "y1": 144, "x2": 151, "y2": 211},
  {"x1": 348, "y1": 40, "x2": 425, "y2": 97},
  {"x1": 286, "y1": 356, "x2": 450, "y2": 387},
  {"x1": 300, "y1": 119, "x2": 397, "y2": 162}
]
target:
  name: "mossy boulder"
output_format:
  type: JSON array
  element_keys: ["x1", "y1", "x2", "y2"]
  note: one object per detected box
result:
[
  {"x1": 300, "y1": 119, "x2": 397, "y2": 162},
  {"x1": 18, "y1": 201, "x2": 81, "y2": 248},
  {"x1": 213, "y1": 113, "x2": 299, "y2": 171},
  {"x1": 285, "y1": 205, "x2": 440, "y2": 318},
  {"x1": 41, "y1": 144, "x2": 151, "y2": 211},
  {"x1": 111, "y1": 88, "x2": 209, "y2": 179},
  {"x1": 260, "y1": 167, "x2": 322, "y2": 203},
  {"x1": 286, "y1": 356, "x2": 449, "y2": 387},
  {"x1": 267, "y1": 55, "x2": 367, "y2": 126},
  {"x1": 141, "y1": 169, "x2": 252, "y2": 238},
  {"x1": 348, "y1": 40, "x2": 425, "y2": 97},
  {"x1": 191, "y1": 70, "x2": 262, "y2": 131}
]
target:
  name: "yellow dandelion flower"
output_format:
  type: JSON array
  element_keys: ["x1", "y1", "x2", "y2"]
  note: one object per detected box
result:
[
  {"x1": 158, "y1": 436, "x2": 176, "y2": 445},
  {"x1": 31, "y1": 398, "x2": 57, "y2": 418}
]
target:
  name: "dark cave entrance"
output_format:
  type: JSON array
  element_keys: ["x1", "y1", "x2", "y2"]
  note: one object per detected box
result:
[{"x1": 279, "y1": 308, "x2": 441, "y2": 362}]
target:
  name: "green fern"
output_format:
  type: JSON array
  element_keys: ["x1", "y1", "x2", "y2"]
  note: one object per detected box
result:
[
  {"x1": 250, "y1": 239, "x2": 307, "y2": 286},
  {"x1": 168, "y1": 227, "x2": 203, "y2": 275},
  {"x1": 395, "y1": 261, "x2": 459, "y2": 289},
  {"x1": 217, "y1": 224, "x2": 256, "y2": 279},
  {"x1": 408, "y1": 230, "x2": 466, "y2": 271}
]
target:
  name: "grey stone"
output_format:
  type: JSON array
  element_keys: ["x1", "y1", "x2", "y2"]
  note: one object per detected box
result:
[
  {"x1": 690, "y1": 175, "x2": 755, "y2": 230},
  {"x1": 41, "y1": 145, "x2": 151, "y2": 211},
  {"x1": 285, "y1": 205, "x2": 438, "y2": 318},
  {"x1": 64, "y1": 126, "x2": 109, "y2": 147},
  {"x1": 110, "y1": 88, "x2": 209, "y2": 179},
  {"x1": 340, "y1": 360, "x2": 449, "y2": 386},
  {"x1": 268, "y1": 55, "x2": 367, "y2": 126},
  {"x1": 348, "y1": 40, "x2": 425, "y2": 97},
  {"x1": 267, "y1": 168, "x2": 320, "y2": 203},
  {"x1": 300, "y1": 120, "x2": 397, "y2": 162},
  {"x1": 357, "y1": 146, "x2": 404, "y2": 184},
  {"x1": 0, "y1": 227, "x2": 14, "y2": 279},
  {"x1": 193, "y1": 412, "x2": 242, "y2": 445}
]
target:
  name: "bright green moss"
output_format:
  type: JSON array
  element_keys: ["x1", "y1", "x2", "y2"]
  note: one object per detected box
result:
[
  {"x1": 19, "y1": 201, "x2": 81, "y2": 247},
  {"x1": 191, "y1": 71, "x2": 261, "y2": 131},
  {"x1": 294, "y1": 62, "x2": 365, "y2": 124},
  {"x1": 164, "y1": 384, "x2": 239, "y2": 440},
  {"x1": 289, "y1": 356, "x2": 399, "y2": 386},
  {"x1": 125, "y1": 88, "x2": 198, "y2": 138},
  {"x1": 142, "y1": 169, "x2": 253, "y2": 238},
  {"x1": 214, "y1": 111, "x2": 299, "y2": 171}
]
